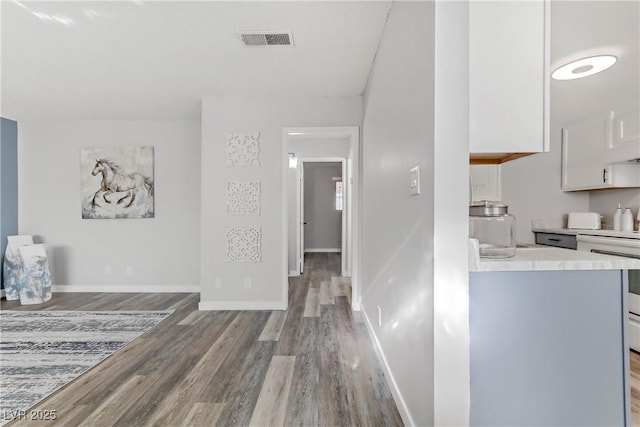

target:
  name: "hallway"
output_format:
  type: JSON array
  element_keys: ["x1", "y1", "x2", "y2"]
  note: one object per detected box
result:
[{"x1": 2, "y1": 253, "x2": 402, "y2": 426}]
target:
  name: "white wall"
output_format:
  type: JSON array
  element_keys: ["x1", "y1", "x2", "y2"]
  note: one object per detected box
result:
[
  {"x1": 432, "y1": 2, "x2": 471, "y2": 424},
  {"x1": 303, "y1": 162, "x2": 342, "y2": 251},
  {"x1": 361, "y1": 3, "x2": 436, "y2": 425},
  {"x1": 589, "y1": 188, "x2": 640, "y2": 228},
  {"x1": 500, "y1": 123, "x2": 590, "y2": 243},
  {"x1": 18, "y1": 120, "x2": 201, "y2": 291},
  {"x1": 200, "y1": 96, "x2": 361, "y2": 310}
]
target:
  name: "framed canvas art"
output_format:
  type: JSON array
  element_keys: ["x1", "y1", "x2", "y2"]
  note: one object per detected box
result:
[{"x1": 80, "y1": 146, "x2": 154, "y2": 219}]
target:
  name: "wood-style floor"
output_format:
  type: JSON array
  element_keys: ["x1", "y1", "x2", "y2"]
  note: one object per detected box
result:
[
  {"x1": 1, "y1": 252, "x2": 403, "y2": 427},
  {"x1": 632, "y1": 350, "x2": 640, "y2": 426}
]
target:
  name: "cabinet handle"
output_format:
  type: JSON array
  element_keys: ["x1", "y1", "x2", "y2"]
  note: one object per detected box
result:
[
  {"x1": 603, "y1": 168, "x2": 608, "y2": 183},
  {"x1": 548, "y1": 238, "x2": 561, "y2": 242}
]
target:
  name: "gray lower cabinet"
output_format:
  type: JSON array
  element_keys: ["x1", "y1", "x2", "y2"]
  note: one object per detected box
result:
[
  {"x1": 470, "y1": 270, "x2": 630, "y2": 426},
  {"x1": 534, "y1": 232, "x2": 577, "y2": 249}
]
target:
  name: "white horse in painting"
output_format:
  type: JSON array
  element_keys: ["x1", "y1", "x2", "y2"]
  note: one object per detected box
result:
[{"x1": 91, "y1": 159, "x2": 154, "y2": 208}]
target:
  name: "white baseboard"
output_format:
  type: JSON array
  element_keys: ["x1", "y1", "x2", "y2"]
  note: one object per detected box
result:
[
  {"x1": 361, "y1": 306, "x2": 414, "y2": 427},
  {"x1": 288, "y1": 270, "x2": 300, "y2": 277},
  {"x1": 199, "y1": 300, "x2": 287, "y2": 311},
  {"x1": 305, "y1": 248, "x2": 341, "y2": 253},
  {"x1": 52, "y1": 285, "x2": 200, "y2": 293}
]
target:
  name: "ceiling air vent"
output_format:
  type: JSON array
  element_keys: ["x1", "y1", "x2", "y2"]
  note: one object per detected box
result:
[{"x1": 240, "y1": 31, "x2": 294, "y2": 47}]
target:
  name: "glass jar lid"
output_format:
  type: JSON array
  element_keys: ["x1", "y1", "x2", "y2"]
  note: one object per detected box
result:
[{"x1": 469, "y1": 200, "x2": 509, "y2": 216}]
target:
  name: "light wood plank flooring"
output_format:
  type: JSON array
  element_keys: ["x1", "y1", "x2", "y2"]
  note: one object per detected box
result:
[{"x1": 1, "y1": 252, "x2": 403, "y2": 427}]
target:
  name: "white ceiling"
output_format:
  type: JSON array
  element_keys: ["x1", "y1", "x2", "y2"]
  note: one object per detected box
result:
[
  {"x1": 0, "y1": 1, "x2": 391, "y2": 120},
  {"x1": 551, "y1": 1, "x2": 639, "y2": 126},
  {"x1": 1, "y1": 1, "x2": 638, "y2": 127}
]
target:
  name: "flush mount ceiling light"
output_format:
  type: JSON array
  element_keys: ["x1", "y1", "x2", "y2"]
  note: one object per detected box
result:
[{"x1": 552, "y1": 55, "x2": 617, "y2": 80}]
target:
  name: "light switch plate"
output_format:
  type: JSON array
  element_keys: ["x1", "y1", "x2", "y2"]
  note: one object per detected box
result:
[{"x1": 409, "y1": 165, "x2": 421, "y2": 196}]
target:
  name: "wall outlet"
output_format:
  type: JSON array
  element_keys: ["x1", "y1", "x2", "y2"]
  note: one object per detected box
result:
[
  {"x1": 215, "y1": 278, "x2": 222, "y2": 289},
  {"x1": 244, "y1": 278, "x2": 252, "y2": 290},
  {"x1": 377, "y1": 306, "x2": 382, "y2": 327},
  {"x1": 125, "y1": 266, "x2": 134, "y2": 276}
]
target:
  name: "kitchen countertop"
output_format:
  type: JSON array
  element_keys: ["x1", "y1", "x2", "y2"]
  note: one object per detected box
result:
[
  {"x1": 532, "y1": 227, "x2": 640, "y2": 240},
  {"x1": 469, "y1": 239, "x2": 640, "y2": 272}
]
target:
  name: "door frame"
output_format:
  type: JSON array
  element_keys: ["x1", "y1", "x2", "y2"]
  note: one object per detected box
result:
[
  {"x1": 297, "y1": 159, "x2": 347, "y2": 276},
  {"x1": 282, "y1": 126, "x2": 360, "y2": 311}
]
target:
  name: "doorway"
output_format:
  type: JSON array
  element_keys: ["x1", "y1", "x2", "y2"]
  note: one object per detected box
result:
[
  {"x1": 299, "y1": 161, "x2": 345, "y2": 275},
  {"x1": 282, "y1": 126, "x2": 360, "y2": 310}
]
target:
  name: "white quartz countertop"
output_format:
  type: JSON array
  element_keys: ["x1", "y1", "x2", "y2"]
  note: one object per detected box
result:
[{"x1": 469, "y1": 239, "x2": 640, "y2": 272}]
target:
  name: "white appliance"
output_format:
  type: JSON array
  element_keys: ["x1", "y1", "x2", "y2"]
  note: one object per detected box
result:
[
  {"x1": 577, "y1": 234, "x2": 640, "y2": 352},
  {"x1": 567, "y1": 212, "x2": 601, "y2": 230}
]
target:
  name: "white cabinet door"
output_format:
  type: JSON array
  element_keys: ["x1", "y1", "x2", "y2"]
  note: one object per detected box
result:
[
  {"x1": 562, "y1": 113, "x2": 610, "y2": 190},
  {"x1": 469, "y1": 1, "x2": 550, "y2": 155},
  {"x1": 562, "y1": 112, "x2": 640, "y2": 191},
  {"x1": 607, "y1": 107, "x2": 640, "y2": 163},
  {"x1": 470, "y1": 165, "x2": 501, "y2": 202}
]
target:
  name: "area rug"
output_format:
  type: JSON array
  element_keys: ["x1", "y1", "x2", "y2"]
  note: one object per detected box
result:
[{"x1": 0, "y1": 310, "x2": 173, "y2": 425}]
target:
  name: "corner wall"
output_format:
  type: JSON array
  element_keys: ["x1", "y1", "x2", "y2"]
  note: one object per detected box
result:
[
  {"x1": 199, "y1": 96, "x2": 361, "y2": 309},
  {"x1": 18, "y1": 120, "x2": 201, "y2": 291},
  {"x1": 361, "y1": 3, "x2": 436, "y2": 425}
]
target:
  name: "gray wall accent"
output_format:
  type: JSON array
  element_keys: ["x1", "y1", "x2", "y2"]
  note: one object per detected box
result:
[
  {"x1": 303, "y1": 162, "x2": 342, "y2": 251},
  {"x1": 470, "y1": 270, "x2": 627, "y2": 426},
  {"x1": 17, "y1": 120, "x2": 201, "y2": 289},
  {"x1": 1, "y1": 118, "x2": 19, "y2": 288},
  {"x1": 200, "y1": 96, "x2": 362, "y2": 306},
  {"x1": 361, "y1": 3, "x2": 436, "y2": 425}
]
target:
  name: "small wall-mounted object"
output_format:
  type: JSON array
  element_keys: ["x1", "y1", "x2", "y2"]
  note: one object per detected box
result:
[
  {"x1": 225, "y1": 227, "x2": 262, "y2": 263},
  {"x1": 288, "y1": 153, "x2": 298, "y2": 169},
  {"x1": 409, "y1": 165, "x2": 421, "y2": 196},
  {"x1": 226, "y1": 132, "x2": 260, "y2": 167},
  {"x1": 226, "y1": 181, "x2": 261, "y2": 216}
]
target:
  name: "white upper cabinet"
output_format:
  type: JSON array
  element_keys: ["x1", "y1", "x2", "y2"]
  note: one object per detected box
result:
[
  {"x1": 469, "y1": 1, "x2": 550, "y2": 156},
  {"x1": 562, "y1": 110, "x2": 640, "y2": 191},
  {"x1": 562, "y1": 113, "x2": 610, "y2": 190},
  {"x1": 607, "y1": 107, "x2": 640, "y2": 163}
]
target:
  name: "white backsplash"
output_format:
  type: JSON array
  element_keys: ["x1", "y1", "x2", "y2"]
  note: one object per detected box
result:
[{"x1": 589, "y1": 188, "x2": 640, "y2": 229}]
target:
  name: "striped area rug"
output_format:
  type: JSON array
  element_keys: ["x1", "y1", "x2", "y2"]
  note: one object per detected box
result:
[{"x1": 0, "y1": 310, "x2": 173, "y2": 425}]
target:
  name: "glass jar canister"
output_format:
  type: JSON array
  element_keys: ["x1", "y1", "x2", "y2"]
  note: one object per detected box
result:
[{"x1": 469, "y1": 201, "x2": 516, "y2": 258}]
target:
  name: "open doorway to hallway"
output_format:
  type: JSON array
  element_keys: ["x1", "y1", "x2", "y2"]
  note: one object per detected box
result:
[
  {"x1": 282, "y1": 126, "x2": 360, "y2": 311},
  {"x1": 300, "y1": 161, "x2": 344, "y2": 275}
]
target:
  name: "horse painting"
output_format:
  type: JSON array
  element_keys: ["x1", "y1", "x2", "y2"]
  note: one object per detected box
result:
[{"x1": 91, "y1": 158, "x2": 154, "y2": 209}]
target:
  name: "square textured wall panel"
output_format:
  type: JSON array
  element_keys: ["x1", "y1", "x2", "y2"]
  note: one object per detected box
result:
[
  {"x1": 226, "y1": 132, "x2": 260, "y2": 167},
  {"x1": 227, "y1": 181, "x2": 260, "y2": 216},
  {"x1": 226, "y1": 227, "x2": 262, "y2": 262}
]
